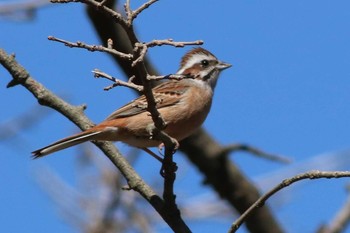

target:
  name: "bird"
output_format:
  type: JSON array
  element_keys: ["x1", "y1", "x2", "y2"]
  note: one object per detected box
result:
[{"x1": 32, "y1": 47, "x2": 231, "y2": 158}]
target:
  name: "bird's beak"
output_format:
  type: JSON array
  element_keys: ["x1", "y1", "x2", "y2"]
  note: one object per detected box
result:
[{"x1": 216, "y1": 61, "x2": 232, "y2": 71}]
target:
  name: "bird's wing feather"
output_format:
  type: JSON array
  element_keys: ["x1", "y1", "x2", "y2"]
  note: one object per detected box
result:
[{"x1": 105, "y1": 80, "x2": 191, "y2": 120}]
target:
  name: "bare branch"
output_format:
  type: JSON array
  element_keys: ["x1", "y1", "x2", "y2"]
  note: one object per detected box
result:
[
  {"x1": 48, "y1": 36, "x2": 133, "y2": 59},
  {"x1": 0, "y1": 48, "x2": 190, "y2": 233},
  {"x1": 124, "y1": 0, "x2": 159, "y2": 25},
  {"x1": 107, "y1": 38, "x2": 113, "y2": 49},
  {"x1": 51, "y1": 0, "x2": 129, "y2": 29},
  {"x1": 50, "y1": 0, "x2": 79, "y2": 3},
  {"x1": 128, "y1": 40, "x2": 184, "y2": 231},
  {"x1": 97, "y1": 0, "x2": 110, "y2": 7},
  {"x1": 130, "y1": 0, "x2": 158, "y2": 21},
  {"x1": 228, "y1": 170, "x2": 350, "y2": 233},
  {"x1": 146, "y1": 39, "x2": 204, "y2": 48},
  {"x1": 49, "y1": 4, "x2": 194, "y2": 228},
  {"x1": 147, "y1": 74, "x2": 191, "y2": 81},
  {"x1": 222, "y1": 143, "x2": 292, "y2": 164},
  {"x1": 150, "y1": 130, "x2": 181, "y2": 224},
  {"x1": 86, "y1": 1, "x2": 284, "y2": 232},
  {"x1": 93, "y1": 69, "x2": 143, "y2": 92},
  {"x1": 124, "y1": 0, "x2": 132, "y2": 21},
  {"x1": 131, "y1": 43, "x2": 148, "y2": 67},
  {"x1": 82, "y1": 0, "x2": 129, "y2": 29}
]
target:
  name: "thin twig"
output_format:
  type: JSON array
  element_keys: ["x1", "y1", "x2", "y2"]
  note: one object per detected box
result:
[
  {"x1": 93, "y1": 69, "x2": 143, "y2": 92},
  {"x1": 50, "y1": 0, "x2": 79, "y2": 3},
  {"x1": 51, "y1": 0, "x2": 129, "y2": 29},
  {"x1": 131, "y1": 0, "x2": 158, "y2": 21},
  {"x1": 124, "y1": 0, "x2": 132, "y2": 22},
  {"x1": 142, "y1": 148, "x2": 163, "y2": 163},
  {"x1": 222, "y1": 143, "x2": 292, "y2": 164},
  {"x1": 146, "y1": 39, "x2": 204, "y2": 48},
  {"x1": 124, "y1": 0, "x2": 159, "y2": 25},
  {"x1": 228, "y1": 170, "x2": 350, "y2": 233},
  {"x1": 132, "y1": 43, "x2": 148, "y2": 67},
  {"x1": 97, "y1": 0, "x2": 109, "y2": 7},
  {"x1": 107, "y1": 38, "x2": 113, "y2": 49},
  {"x1": 95, "y1": 68, "x2": 191, "y2": 91},
  {"x1": 147, "y1": 74, "x2": 191, "y2": 81},
  {"x1": 81, "y1": 0, "x2": 129, "y2": 28},
  {"x1": 48, "y1": 36, "x2": 132, "y2": 59}
]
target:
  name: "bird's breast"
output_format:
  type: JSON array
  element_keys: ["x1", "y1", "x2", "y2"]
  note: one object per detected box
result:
[{"x1": 160, "y1": 84, "x2": 213, "y2": 141}]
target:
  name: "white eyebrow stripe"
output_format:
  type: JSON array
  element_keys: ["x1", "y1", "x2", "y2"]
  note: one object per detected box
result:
[{"x1": 176, "y1": 54, "x2": 214, "y2": 74}]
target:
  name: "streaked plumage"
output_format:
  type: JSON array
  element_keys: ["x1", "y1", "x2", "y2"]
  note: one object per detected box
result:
[{"x1": 32, "y1": 48, "x2": 231, "y2": 158}]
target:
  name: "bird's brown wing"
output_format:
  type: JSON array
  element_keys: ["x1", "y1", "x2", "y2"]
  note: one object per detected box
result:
[{"x1": 105, "y1": 80, "x2": 191, "y2": 120}]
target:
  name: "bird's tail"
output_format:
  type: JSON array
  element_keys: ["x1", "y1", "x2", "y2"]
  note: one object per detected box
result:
[{"x1": 31, "y1": 130, "x2": 102, "y2": 159}]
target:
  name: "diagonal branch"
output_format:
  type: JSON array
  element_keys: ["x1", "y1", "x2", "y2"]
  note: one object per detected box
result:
[
  {"x1": 221, "y1": 143, "x2": 291, "y2": 164},
  {"x1": 0, "y1": 48, "x2": 190, "y2": 233},
  {"x1": 228, "y1": 170, "x2": 350, "y2": 233},
  {"x1": 93, "y1": 69, "x2": 143, "y2": 92},
  {"x1": 48, "y1": 36, "x2": 133, "y2": 59},
  {"x1": 180, "y1": 129, "x2": 283, "y2": 233}
]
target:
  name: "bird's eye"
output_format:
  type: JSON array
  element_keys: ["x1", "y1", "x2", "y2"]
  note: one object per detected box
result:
[{"x1": 201, "y1": 59, "x2": 209, "y2": 67}]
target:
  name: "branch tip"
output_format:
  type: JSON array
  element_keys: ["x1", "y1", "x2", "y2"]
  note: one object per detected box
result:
[{"x1": 228, "y1": 170, "x2": 350, "y2": 232}]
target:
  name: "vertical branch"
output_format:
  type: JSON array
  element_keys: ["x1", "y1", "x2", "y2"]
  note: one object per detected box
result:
[
  {"x1": 51, "y1": 0, "x2": 189, "y2": 231},
  {"x1": 162, "y1": 151, "x2": 179, "y2": 214}
]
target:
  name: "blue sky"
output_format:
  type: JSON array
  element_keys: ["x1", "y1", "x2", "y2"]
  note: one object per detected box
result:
[{"x1": 1, "y1": 1, "x2": 350, "y2": 233}]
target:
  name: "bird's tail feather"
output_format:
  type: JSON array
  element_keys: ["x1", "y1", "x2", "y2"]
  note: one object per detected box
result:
[{"x1": 31, "y1": 131, "x2": 102, "y2": 159}]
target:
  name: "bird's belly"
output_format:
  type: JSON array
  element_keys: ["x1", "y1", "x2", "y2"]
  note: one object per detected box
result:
[
  {"x1": 117, "y1": 97, "x2": 212, "y2": 148},
  {"x1": 117, "y1": 112, "x2": 208, "y2": 148},
  {"x1": 163, "y1": 112, "x2": 206, "y2": 141}
]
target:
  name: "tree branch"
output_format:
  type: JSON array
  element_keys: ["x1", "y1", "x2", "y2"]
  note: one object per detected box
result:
[
  {"x1": 85, "y1": 1, "x2": 285, "y2": 233},
  {"x1": 0, "y1": 48, "x2": 190, "y2": 233},
  {"x1": 146, "y1": 39, "x2": 204, "y2": 48},
  {"x1": 48, "y1": 36, "x2": 133, "y2": 59},
  {"x1": 221, "y1": 143, "x2": 291, "y2": 164},
  {"x1": 51, "y1": 2, "x2": 189, "y2": 230},
  {"x1": 93, "y1": 69, "x2": 143, "y2": 92},
  {"x1": 124, "y1": 0, "x2": 158, "y2": 24},
  {"x1": 180, "y1": 129, "x2": 284, "y2": 233},
  {"x1": 228, "y1": 170, "x2": 350, "y2": 233}
]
